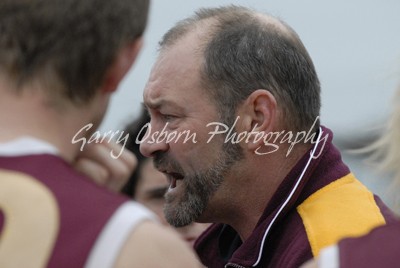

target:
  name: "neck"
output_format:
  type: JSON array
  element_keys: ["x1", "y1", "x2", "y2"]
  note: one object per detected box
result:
[
  {"x1": 0, "y1": 80, "x2": 98, "y2": 163},
  {"x1": 218, "y1": 143, "x2": 312, "y2": 241}
]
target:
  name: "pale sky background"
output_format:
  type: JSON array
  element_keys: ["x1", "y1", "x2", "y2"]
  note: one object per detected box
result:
[
  {"x1": 100, "y1": 0, "x2": 400, "y2": 205},
  {"x1": 101, "y1": 0, "x2": 400, "y2": 135}
]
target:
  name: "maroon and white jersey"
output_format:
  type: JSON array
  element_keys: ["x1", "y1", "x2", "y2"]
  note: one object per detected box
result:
[{"x1": 0, "y1": 137, "x2": 155, "y2": 268}]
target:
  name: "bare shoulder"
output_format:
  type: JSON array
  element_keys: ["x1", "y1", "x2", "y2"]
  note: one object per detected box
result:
[{"x1": 114, "y1": 220, "x2": 202, "y2": 267}]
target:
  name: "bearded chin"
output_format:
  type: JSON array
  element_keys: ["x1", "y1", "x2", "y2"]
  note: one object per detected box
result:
[
  {"x1": 164, "y1": 189, "x2": 206, "y2": 227},
  {"x1": 164, "y1": 168, "x2": 223, "y2": 227},
  {"x1": 164, "y1": 140, "x2": 244, "y2": 227}
]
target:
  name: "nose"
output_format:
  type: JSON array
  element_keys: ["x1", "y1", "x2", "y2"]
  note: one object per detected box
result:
[{"x1": 139, "y1": 122, "x2": 170, "y2": 157}]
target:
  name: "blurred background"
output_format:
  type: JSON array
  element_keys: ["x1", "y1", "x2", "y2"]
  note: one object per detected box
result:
[{"x1": 100, "y1": 0, "x2": 400, "y2": 208}]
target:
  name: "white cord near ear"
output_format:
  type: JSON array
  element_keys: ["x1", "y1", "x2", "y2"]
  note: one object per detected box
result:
[{"x1": 252, "y1": 127, "x2": 323, "y2": 267}]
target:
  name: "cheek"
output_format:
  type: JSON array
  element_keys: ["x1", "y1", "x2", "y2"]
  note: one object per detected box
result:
[
  {"x1": 169, "y1": 136, "x2": 216, "y2": 160},
  {"x1": 167, "y1": 127, "x2": 225, "y2": 171}
]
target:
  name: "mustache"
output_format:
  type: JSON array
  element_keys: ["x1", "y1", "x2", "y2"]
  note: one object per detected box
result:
[{"x1": 153, "y1": 152, "x2": 184, "y2": 174}]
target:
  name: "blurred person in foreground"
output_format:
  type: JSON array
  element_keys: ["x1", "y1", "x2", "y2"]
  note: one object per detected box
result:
[
  {"x1": 0, "y1": 0, "x2": 199, "y2": 267},
  {"x1": 139, "y1": 5, "x2": 397, "y2": 267},
  {"x1": 302, "y1": 85, "x2": 400, "y2": 268},
  {"x1": 122, "y1": 108, "x2": 211, "y2": 247}
]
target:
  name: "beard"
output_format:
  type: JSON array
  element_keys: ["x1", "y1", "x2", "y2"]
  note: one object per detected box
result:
[{"x1": 154, "y1": 140, "x2": 244, "y2": 227}]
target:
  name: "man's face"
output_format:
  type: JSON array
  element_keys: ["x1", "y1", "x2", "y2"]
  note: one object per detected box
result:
[
  {"x1": 134, "y1": 158, "x2": 212, "y2": 245},
  {"x1": 140, "y1": 35, "x2": 243, "y2": 227},
  {"x1": 153, "y1": 141, "x2": 242, "y2": 227}
]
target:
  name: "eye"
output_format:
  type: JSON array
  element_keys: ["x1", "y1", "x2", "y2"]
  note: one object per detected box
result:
[{"x1": 160, "y1": 113, "x2": 176, "y2": 122}]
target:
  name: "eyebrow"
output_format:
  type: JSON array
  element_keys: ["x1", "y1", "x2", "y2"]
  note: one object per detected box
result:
[
  {"x1": 142, "y1": 100, "x2": 161, "y2": 110},
  {"x1": 142, "y1": 99, "x2": 181, "y2": 111}
]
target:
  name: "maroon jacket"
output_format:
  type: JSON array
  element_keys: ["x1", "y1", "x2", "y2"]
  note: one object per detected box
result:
[
  {"x1": 338, "y1": 220, "x2": 400, "y2": 268},
  {"x1": 195, "y1": 127, "x2": 397, "y2": 268}
]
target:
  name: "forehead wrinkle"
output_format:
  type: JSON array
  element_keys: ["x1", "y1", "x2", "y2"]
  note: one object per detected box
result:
[
  {"x1": 144, "y1": 33, "x2": 205, "y2": 111},
  {"x1": 143, "y1": 51, "x2": 175, "y2": 101},
  {"x1": 144, "y1": 98, "x2": 181, "y2": 111},
  {"x1": 143, "y1": 75, "x2": 166, "y2": 109},
  {"x1": 143, "y1": 81, "x2": 188, "y2": 114}
]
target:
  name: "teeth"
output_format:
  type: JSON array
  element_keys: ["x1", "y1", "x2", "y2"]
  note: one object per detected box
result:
[{"x1": 170, "y1": 178, "x2": 177, "y2": 189}]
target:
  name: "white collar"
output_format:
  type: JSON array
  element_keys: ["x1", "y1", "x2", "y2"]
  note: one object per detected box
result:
[{"x1": 0, "y1": 136, "x2": 59, "y2": 157}]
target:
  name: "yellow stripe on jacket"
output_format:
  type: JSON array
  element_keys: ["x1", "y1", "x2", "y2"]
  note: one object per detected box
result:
[{"x1": 297, "y1": 173, "x2": 386, "y2": 257}]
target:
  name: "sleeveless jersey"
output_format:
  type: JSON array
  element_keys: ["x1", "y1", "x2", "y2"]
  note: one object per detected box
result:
[{"x1": 0, "y1": 137, "x2": 155, "y2": 268}]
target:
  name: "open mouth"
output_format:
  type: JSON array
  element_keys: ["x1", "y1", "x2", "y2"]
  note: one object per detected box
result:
[{"x1": 164, "y1": 171, "x2": 184, "y2": 189}]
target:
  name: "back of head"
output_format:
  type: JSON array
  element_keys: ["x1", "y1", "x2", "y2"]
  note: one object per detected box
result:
[
  {"x1": 0, "y1": 0, "x2": 149, "y2": 104},
  {"x1": 159, "y1": 5, "x2": 320, "y2": 132}
]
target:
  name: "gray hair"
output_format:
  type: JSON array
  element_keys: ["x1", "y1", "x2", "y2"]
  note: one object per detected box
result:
[{"x1": 160, "y1": 5, "x2": 320, "y2": 132}]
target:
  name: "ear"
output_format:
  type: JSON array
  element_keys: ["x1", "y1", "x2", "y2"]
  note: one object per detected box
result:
[
  {"x1": 101, "y1": 38, "x2": 143, "y2": 93},
  {"x1": 237, "y1": 89, "x2": 278, "y2": 151}
]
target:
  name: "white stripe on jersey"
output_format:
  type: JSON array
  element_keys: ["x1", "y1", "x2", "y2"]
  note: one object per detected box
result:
[
  {"x1": 0, "y1": 137, "x2": 59, "y2": 156},
  {"x1": 85, "y1": 201, "x2": 157, "y2": 268}
]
